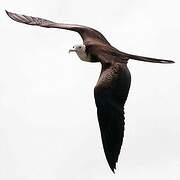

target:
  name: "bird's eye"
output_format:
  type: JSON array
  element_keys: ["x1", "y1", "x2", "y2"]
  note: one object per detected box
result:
[{"x1": 79, "y1": 46, "x2": 81, "y2": 49}]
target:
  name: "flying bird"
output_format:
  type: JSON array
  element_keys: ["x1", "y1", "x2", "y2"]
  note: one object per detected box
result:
[{"x1": 6, "y1": 10, "x2": 174, "y2": 173}]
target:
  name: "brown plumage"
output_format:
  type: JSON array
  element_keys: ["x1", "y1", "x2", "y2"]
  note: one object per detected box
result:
[{"x1": 6, "y1": 10, "x2": 174, "y2": 173}]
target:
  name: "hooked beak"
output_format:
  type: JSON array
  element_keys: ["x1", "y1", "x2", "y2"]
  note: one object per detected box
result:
[{"x1": 69, "y1": 49, "x2": 76, "y2": 53}]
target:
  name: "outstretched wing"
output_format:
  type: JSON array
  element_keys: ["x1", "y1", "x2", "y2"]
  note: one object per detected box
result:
[
  {"x1": 94, "y1": 62, "x2": 131, "y2": 172},
  {"x1": 126, "y1": 53, "x2": 174, "y2": 64},
  {"x1": 5, "y1": 10, "x2": 110, "y2": 46}
]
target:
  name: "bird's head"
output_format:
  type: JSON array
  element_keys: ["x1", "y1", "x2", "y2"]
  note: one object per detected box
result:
[
  {"x1": 69, "y1": 44, "x2": 89, "y2": 62},
  {"x1": 69, "y1": 44, "x2": 86, "y2": 53}
]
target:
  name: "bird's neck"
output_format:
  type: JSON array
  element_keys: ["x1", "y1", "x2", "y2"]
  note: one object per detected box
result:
[{"x1": 76, "y1": 51, "x2": 91, "y2": 62}]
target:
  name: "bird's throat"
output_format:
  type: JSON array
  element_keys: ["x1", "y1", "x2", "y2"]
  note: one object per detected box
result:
[{"x1": 76, "y1": 51, "x2": 91, "y2": 62}]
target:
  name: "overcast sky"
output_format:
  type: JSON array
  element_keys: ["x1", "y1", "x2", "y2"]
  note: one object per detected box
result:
[{"x1": 0, "y1": 0, "x2": 180, "y2": 179}]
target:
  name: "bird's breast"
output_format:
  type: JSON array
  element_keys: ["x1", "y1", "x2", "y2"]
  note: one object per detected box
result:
[{"x1": 76, "y1": 51, "x2": 91, "y2": 62}]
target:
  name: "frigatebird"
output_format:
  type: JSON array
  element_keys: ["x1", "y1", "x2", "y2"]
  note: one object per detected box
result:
[{"x1": 6, "y1": 10, "x2": 174, "y2": 173}]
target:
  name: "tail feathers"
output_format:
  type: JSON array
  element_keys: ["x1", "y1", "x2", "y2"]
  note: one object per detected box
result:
[{"x1": 127, "y1": 54, "x2": 174, "y2": 64}]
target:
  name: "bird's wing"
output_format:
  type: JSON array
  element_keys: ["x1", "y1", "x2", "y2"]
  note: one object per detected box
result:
[
  {"x1": 94, "y1": 62, "x2": 131, "y2": 172},
  {"x1": 126, "y1": 53, "x2": 174, "y2": 64},
  {"x1": 5, "y1": 10, "x2": 110, "y2": 46}
]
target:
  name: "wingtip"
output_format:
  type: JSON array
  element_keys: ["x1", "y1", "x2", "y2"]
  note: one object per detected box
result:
[
  {"x1": 109, "y1": 163, "x2": 116, "y2": 173},
  {"x1": 5, "y1": 10, "x2": 9, "y2": 15},
  {"x1": 110, "y1": 165, "x2": 116, "y2": 174},
  {"x1": 164, "y1": 60, "x2": 175, "y2": 64},
  {"x1": 5, "y1": 10, "x2": 12, "y2": 18},
  {"x1": 111, "y1": 168, "x2": 115, "y2": 174}
]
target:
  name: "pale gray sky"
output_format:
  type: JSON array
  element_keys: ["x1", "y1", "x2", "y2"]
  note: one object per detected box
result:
[{"x1": 0, "y1": 0, "x2": 179, "y2": 179}]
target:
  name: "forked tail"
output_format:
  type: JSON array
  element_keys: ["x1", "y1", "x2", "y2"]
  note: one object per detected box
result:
[{"x1": 127, "y1": 54, "x2": 174, "y2": 64}]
